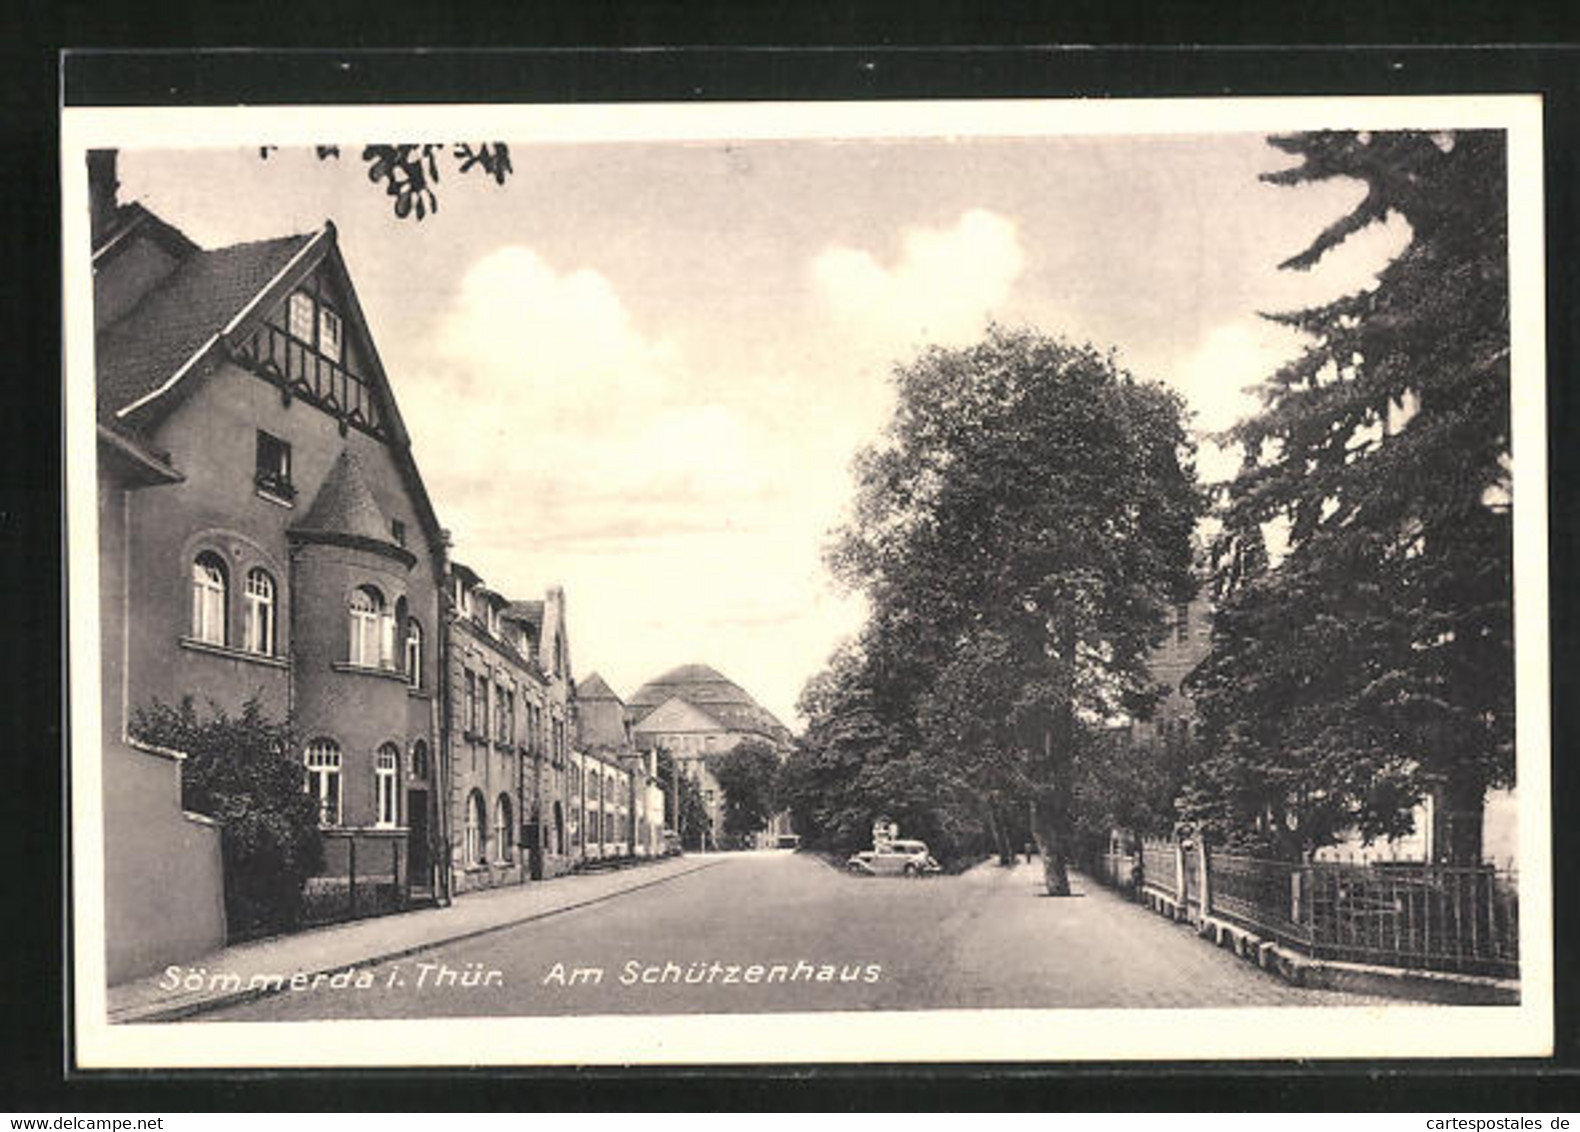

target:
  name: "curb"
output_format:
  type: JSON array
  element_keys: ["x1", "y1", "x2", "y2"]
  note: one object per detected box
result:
[
  {"x1": 111, "y1": 858, "x2": 723, "y2": 1024},
  {"x1": 1191, "y1": 910, "x2": 1520, "y2": 1005},
  {"x1": 1118, "y1": 878, "x2": 1518, "y2": 1005}
]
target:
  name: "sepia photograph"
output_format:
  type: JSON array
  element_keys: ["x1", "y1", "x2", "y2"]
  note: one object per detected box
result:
[{"x1": 63, "y1": 94, "x2": 1552, "y2": 1067}]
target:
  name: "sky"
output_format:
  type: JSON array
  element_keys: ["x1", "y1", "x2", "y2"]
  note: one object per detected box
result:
[{"x1": 114, "y1": 131, "x2": 1406, "y2": 728}]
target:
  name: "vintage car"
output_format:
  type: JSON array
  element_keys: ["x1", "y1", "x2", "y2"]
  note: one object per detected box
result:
[{"x1": 846, "y1": 839, "x2": 942, "y2": 877}]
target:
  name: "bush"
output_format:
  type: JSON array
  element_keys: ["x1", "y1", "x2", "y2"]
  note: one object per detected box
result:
[{"x1": 131, "y1": 696, "x2": 324, "y2": 938}]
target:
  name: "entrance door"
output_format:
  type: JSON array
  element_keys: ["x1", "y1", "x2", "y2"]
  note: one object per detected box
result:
[{"x1": 407, "y1": 789, "x2": 430, "y2": 893}]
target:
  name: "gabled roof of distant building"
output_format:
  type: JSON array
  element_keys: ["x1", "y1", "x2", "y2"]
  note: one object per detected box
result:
[
  {"x1": 95, "y1": 230, "x2": 318, "y2": 421},
  {"x1": 576, "y1": 673, "x2": 633, "y2": 750},
  {"x1": 577, "y1": 672, "x2": 621, "y2": 702},
  {"x1": 626, "y1": 663, "x2": 790, "y2": 741}
]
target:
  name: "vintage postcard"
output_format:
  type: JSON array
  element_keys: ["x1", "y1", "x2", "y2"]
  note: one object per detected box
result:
[{"x1": 64, "y1": 94, "x2": 1552, "y2": 1067}]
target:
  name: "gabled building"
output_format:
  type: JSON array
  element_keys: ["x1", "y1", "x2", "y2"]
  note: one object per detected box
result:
[
  {"x1": 92, "y1": 167, "x2": 449, "y2": 975},
  {"x1": 576, "y1": 673, "x2": 665, "y2": 858},
  {"x1": 626, "y1": 664, "x2": 794, "y2": 848}
]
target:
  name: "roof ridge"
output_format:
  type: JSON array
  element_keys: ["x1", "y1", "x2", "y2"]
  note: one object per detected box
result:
[{"x1": 205, "y1": 229, "x2": 321, "y2": 256}]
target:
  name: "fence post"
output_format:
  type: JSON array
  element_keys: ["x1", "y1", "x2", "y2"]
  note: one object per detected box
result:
[
  {"x1": 1198, "y1": 835, "x2": 1213, "y2": 922},
  {"x1": 348, "y1": 836, "x2": 358, "y2": 918},
  {"x1": 1289, "y1": 867, "x2": 1302, "y2": 935},
  {"x1": 1174, "y1": 840, "x2": 1188, "y2": 914}
]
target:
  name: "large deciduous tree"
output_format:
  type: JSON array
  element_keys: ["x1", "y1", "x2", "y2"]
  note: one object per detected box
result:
[
  {"x1": 822, "y1": 325, "x2": 1202, "y2": 894},
  {"x1": 1183, "y1": 130, "x2": 1513, "y2": 863},
  {"x1": 707, "y1": 738, "x2": 784, "y2": 845}
]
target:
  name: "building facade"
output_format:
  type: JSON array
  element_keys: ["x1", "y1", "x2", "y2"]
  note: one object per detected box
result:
[
  {"x1": 97, "y1": 420, "x2": 227, "y2": 983},
  {"x1": 443, "y1": 569, "x2": 580, "y2": 891},
  {"x1": 576, "y1": 673, "x2": 666, "y2": 858},
  {"x1": 92, "y1": 179, "x2": 449, "y2": 974},
  {"x1": 1126, "y1": 592, "x2": 1212, "y2": 758},
  {"x1": 1124, "y1": 583, "x2": 1517, "y2": 867},
  {"x1": 626, "y1": 664, "x2": 794, "y2": 848}
]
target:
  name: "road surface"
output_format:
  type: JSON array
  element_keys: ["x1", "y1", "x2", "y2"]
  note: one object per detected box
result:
[{"x1": 206, "y1": 852, "x2": 1387, "y2": 1019}]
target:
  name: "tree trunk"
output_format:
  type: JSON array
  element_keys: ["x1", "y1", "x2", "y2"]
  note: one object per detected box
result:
[
  {"x1": 1029, "y1": 792, "x2": 1072, "y2": 896},
  {"x1": 986, "y1": 805, "x2": 1014, "y2": 866}
]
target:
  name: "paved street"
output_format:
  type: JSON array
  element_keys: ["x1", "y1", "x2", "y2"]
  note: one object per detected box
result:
[{"x1": 204, "y1": 853, "x2": 1386, "y2": 1020}]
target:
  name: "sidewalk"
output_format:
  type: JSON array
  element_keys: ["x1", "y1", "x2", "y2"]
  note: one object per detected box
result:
[{"x1": 107, "y1": 854, "x2": 722, "y2": 1024}]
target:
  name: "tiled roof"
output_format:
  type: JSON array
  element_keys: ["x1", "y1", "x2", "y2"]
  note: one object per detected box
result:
[
  {"x1": 626, "y1": 664, "x2": 790, "y2": 741},
  {"x1": 291, "y1": 448, "x2": 395, "y2": 545},
  {"x1": 95, "y1": 231, "x2": 315, "y2": 420},
  {"x1": 576, "y1": 672, "x2": 620, "y2": 702},
  {"x1": 577, "y1": 696, "x2": 632, "y2": 750},
  {"x1": 503, "y1": 600, "x2": 544, "y2": 632}
]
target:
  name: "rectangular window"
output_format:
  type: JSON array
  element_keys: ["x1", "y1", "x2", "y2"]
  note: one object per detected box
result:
[
  {"x1": 375, "y1": 750, "x2": 398, "y2": 828},
  {"x1": 254, "y1": 430, "x2": 293, "y2": 500},
  {"x1": 319, "y1": 306, "x2": 344, "y2": 363},
  {"x1": 464, "y1": 670, "x2": 478, "y2": 734},
  {"x1": 288, "y1": 291, "x2": 316, "y2": 343},
  {"x1": 242, "y1": 569, "x2": 276, "y2": 656},
  {"x1": 379, "y1": 611, "x2": 397, "y2": 670},
  {"x1": 481, "y1": 680, "x2": 492, "y2": 741},
  {"x1": 305, "y1": 745, "x2": 342, "y2": 826}
]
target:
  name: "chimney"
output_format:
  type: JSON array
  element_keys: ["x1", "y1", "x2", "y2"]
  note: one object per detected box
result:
[{"x1": 87, "y1": 149, "x2": 120, "y2": 248}]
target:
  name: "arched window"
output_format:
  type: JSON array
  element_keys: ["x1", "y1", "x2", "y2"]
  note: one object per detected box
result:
[
  {"x1": 375, "y1": 744, "x2": 399, "y2": 828},
  {"x1": 494, "y1": 794, "x2": 514, "y2": 863},
  {"x1": 304, "y1": 739, "x2": 342, "y2": 826},
  {"x1": 191, "y1": 553, "x2": 228, "y2": 645},
  {"x1": 404, "y1": 617, "x2": 423, "y2": 688},
  {"x1": 465, "y1": 790, "x2": 486, "y2": 866},
  {"x1": 349, "y1": 585, "x2": 393, "y2": 668},
  {"x1": 411, "y1": 739, "x2": 429, "y2": 780},
  {"x1": 242, "y1": 568, "x2": 276, "y2": 656}
]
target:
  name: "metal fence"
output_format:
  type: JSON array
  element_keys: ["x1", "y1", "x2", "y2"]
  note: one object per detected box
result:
[
  {"x1": 1099, "y1": 841, "x2": 1519, "y2": 980},
  {"x1": 1207, "y1": 852, "x2": 1311, "y2": 949},
  {"x1": 297, "y1": 839, "x2": 407, "y2": 931},
  {"x1": 1303, "y1": 860, "x2": 1518, "y2": 978}
]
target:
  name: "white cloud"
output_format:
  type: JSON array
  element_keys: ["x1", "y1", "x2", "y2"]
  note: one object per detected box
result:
[
  {"x1": 398, "y1": 245, "x2": 865, "y2": 726},
  {"x1": 812, "y1": 208, "x2": 1025, "y2": 355},
  {"x1": 432, "y1": 245, "x2": 679, "y2": 427},
  {"x1": 1171, "y1": 318, "x2": 1306, "y2": 441}
]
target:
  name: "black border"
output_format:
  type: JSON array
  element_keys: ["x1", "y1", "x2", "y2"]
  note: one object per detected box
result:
[{"x1": 18, "y1": 42, "x2": 1580, "y2": 1111}]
